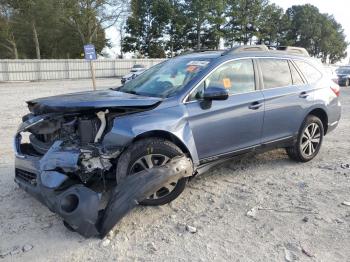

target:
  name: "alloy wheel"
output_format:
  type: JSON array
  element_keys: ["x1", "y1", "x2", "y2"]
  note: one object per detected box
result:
[
  {"x1": 300, "y1": 123, "x2": 321, "y2": 157},
  {"x1": 129, "y1": 154, "x2": 178, "y2": 200}
]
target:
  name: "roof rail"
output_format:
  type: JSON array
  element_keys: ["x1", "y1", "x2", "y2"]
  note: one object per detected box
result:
[
  {"x1": 179, "y1": 48, "x2": 225, "y2": 56},
  {"x1": 268, "y1": 46, "x2": 310, "y2": 56},
  {"x1": 222, "y1": 45, "x2": 310, "y2": 57},
  {"x1": 221, "y1": 45, "x2": 269, "y2": 56}
]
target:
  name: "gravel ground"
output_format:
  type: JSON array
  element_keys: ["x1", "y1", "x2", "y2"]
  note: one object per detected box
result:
[{"x1": 0, "y1": 79, "x2": 349, "y2": 262}]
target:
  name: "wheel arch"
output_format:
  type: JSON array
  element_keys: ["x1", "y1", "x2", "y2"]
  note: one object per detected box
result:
[
  {"x1": 132, "y1": 130, "x2": 194, "y2": 161},
  {"x1": 307, "y1": 108, "x2": 328, "y2": 134}
]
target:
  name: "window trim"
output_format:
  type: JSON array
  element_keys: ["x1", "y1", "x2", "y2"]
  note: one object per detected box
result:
[
  {"x1": 288, "y1": 60, "x2": 305, "y2": 86},
  {"x1": 289, "y1": 60, "x2": 308, "y2": 84},
  {"x1": 183, "y1": 58, "x2": 258, "y2": 104},
  {"x1": 256, "y1": 57, "x2": 295, "y2": 90},
  {"x1": 183, "y1": 56, "x2": 318, "y2": 103},
  {"x1": 292, "y1": 59, "x2": 323, "y2": 84}
]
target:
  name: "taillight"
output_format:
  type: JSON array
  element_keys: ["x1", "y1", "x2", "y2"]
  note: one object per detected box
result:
[{"x1": 330, "y1": 85, "x2": 340, "y2": 97}]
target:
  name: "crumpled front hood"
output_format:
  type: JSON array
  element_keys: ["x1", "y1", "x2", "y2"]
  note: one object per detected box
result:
[{"x1": 27, "y1": 90, "x2": 162, "y2": 115}]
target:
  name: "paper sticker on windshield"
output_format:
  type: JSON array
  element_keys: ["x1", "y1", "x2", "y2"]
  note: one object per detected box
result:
[
  {"x1": 187, "y1": 61, "x2": 210, "y2": 67},
  {"x1": 223, "y1": 78, "x2": 232, "y2": 89},
  {"x1": 186, "y1": 65, "x2": 199, "y2": 73}
]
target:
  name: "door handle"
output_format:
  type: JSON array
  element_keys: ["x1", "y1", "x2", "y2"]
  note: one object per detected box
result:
[
  {"x1": 248, "y1": 101, "x2": 263, "y2": 110},
  {"x1": 299, "y1": 92, "x2": 309, "y2": 98}
]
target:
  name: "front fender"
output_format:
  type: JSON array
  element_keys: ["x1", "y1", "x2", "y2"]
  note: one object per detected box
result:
[{"x1": 102, "y1": 105, "x2": 199, "y2": 165}]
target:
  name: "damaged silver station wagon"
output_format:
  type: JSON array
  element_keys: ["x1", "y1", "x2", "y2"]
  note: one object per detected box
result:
[{"x1": 14, "y1": 45, "x2": 341, "y2": 238}]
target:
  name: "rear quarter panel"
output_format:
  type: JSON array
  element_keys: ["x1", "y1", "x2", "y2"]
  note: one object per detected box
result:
[{"x1": 312, "y1": 78, "x2": 342, "y2": 127}]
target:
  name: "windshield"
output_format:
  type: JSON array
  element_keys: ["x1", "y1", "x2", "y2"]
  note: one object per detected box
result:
[
  {"x1": 337, "y1": 67, "x2": 350, "y2": 74},
  {"x1": 118, "y1": 57, "x2": 212, "y2": 98}
]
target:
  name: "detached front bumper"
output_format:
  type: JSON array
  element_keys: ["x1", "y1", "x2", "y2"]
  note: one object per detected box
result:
[
  {"x1": 14, "y1": 136, "x2": 101, "y2": 237},
  {"x1": 14, "y1": 133, "x2": 193, "y2": 238}
]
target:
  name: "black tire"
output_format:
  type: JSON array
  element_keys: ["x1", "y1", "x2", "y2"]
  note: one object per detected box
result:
[
  {"x1": 286, "y1": 115, "x2": 324, "y2": 162},
  {"x1": 116, "y1": 138, "x2": 187, "y2": 206},
  {"x1": 346, "y1": 79, "x2": 350, "y2": 87}
]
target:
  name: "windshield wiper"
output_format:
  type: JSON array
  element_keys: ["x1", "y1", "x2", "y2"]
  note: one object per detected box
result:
[{"x1": 123, "y1": 90, "x2": 139, "y2": 95}]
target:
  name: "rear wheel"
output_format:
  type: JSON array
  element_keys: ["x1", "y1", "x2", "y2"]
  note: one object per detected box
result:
[
  {"x1": 286, "y1": 115, "x2": 324, "y2": 162},
  {"x1": 345, "y1": 78, "x2": 350, "y2": 87},
  {"x1": 116, "y1": 138, "x2": 187, "y2": 206}
]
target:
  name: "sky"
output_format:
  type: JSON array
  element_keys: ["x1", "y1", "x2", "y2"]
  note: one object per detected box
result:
[{"x1": 105, "y1": 0, "x2": 350, "y2": 64}]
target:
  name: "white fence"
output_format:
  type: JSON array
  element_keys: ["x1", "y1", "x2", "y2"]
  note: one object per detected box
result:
[{"x1": 0, "y1": 59, "x2": 166, "y2": 81}]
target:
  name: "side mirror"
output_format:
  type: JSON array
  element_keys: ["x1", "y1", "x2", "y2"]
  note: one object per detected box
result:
[{"x1": 203, "y1": 87, "x2": 229, "y2": 101}]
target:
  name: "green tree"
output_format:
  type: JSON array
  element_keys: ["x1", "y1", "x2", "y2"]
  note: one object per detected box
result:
[
  {"x1": 183, "y1": 0, "x2": 211, "y2": 50},
  {"x1": 3, "y1": 0, "x2": 54, "y2": 59},
  {"x1": 225, "y1": 0, "x2": 268, "y2": 46},
  {"x1": 0, "y1": 2, "x2": 18, "y2": 58},
  {"x1": 282, "y1": 4, "x2": 348, "y2": 63},
  {"x1": 62, "y1": 0, "x2": 127, "y2": 45},
  {"x1": 122, "y1": 0, "x2": 172, "y2": 58},
  {"x1": 257, "y1": 3, "x2": 286, "y2": 45},
  {"x1": 206, "y1": 0, "x2": 227, "y2": 49},
  {"x1": 164, "y1": 0, "x2": 188, "y2": 56}
]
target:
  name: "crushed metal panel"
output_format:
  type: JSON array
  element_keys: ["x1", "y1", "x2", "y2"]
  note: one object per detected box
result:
[
  {"x1": 39, "y1": 141, "x2": 80, "y2": 172},
  {"x1": 98, "y1": 156, "x2": 193, "y2": 238}
]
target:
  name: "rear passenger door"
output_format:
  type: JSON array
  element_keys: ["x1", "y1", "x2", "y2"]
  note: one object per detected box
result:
[{"x1": 258, "y1": 58, "x2": 312, "y2": 143}]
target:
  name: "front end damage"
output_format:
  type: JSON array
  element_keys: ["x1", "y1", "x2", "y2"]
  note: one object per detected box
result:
[{"x1": 14, "y1": 109, "x2": 193, "y2": 238}]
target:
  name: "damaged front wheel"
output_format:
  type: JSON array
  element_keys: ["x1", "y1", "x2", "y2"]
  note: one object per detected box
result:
[{"x1": 116, "y1": 138, "x2": 187, "y2": 206}]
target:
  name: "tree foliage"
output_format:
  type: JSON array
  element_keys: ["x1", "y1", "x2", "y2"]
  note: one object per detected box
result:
[
  {"x1": 0, "y1": 0, "x2": 128, "y2": 59},
  {"x1": 282, "y1": 4, "x2": 348, "y2": 63},
  {"x1": 123, "y1": 1, "x2": 348, "y2": 62},
  {"x1": 0, "y1": 0, "x2": 348, "y2": 62},
  {"x1": 122, "y1": 0, "x2": 172, "y2": 58}
]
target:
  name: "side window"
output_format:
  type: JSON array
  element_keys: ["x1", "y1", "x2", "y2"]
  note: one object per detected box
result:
[
  {"x1": 260, "y1": 59, "x2": 292, "y2": 89},
  {"x1": 294, "y1": 60, "x2": 322, "y2": 83},
  {"x1": 289, "y1": 61, "x2": 305, "y2": 85},
  {"x1": 188, "y1": 59, "x2": 255, "y2": 101}
]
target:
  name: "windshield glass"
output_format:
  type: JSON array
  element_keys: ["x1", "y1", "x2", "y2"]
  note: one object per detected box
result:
[
  {"x1": 337, "y1": 67, "x2": 350, "y2": 74},
  {"x1": 118, "y1": 57, "x2": 212, "y2": 98}
]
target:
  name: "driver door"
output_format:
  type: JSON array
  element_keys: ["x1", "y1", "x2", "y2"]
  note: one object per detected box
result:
[{"x1": 185, "y1": 59, "x2": 265, "y2": 161}]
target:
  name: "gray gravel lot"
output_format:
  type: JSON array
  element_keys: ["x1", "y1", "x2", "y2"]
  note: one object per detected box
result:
[{"x1": 0, "y1": 79, "x2": 349, "y2": 262}]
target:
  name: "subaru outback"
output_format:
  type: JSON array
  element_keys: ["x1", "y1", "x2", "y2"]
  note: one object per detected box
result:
[{"x1": 14, "y1": 45, "x2": 341, "y2": 235}]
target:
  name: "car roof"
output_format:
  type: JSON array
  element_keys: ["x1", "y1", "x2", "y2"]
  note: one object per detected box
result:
[
  {"x1": 177, "y1": 51, "x2": 223, "y2": 60},
  {"x1": 178, "y1": 49, "x2": 315, "y2": 62}
]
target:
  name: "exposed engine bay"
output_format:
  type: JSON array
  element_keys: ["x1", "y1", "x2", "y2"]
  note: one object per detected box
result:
[{"x1": 21, "y1": 110, "x2": 120, "y2": 188}]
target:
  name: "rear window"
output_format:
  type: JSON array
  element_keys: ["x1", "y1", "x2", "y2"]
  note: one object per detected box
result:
[
  {"x1": 260, "y1": 59, "x2": 292, "y2": 89},
  {"x1": 294, "y1": 60, "x2": 322, "y2": 83},
  {"x1": 289, "y1": 61, "x2": 304, "y2": 85}
]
